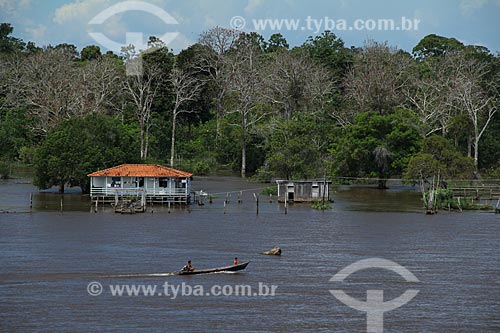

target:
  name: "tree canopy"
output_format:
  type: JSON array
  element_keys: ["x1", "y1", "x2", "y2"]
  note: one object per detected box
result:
[{"x1": 0, "y1": 22, "x2": 499, "y2": 192}]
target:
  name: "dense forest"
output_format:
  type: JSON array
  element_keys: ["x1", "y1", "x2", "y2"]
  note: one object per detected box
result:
[{"x1": 0, "y1": 22, "x2": 499, "y2": 192}]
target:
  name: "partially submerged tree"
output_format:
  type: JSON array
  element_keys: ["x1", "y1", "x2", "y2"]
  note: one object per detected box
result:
[
  {"x1": 34, "y1": 114, "x2": 140, "y2": 193},
  {"x1": 405, "y1": 135, "x2": 475, "y2": 187},
  {"x1": 331, "y1": 110, "x2": 422, "y2": 188}
]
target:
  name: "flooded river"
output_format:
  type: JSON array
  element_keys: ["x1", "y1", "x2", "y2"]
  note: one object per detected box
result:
[{"x1": 0, "y1": 177, "x2": 499, "y2": 332}]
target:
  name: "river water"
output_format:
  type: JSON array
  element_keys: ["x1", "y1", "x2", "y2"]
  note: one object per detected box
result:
[{"x1": 0, "y1": 177, "x2": 499, "y2": 332}]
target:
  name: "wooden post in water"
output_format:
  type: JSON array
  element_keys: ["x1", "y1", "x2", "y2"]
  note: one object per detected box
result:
[
  {"x1": 284, "y1": 194, "x2": 288, "y2": 215},
  {"x1": 95, "y1": 198, "x2": 98, "y2": 213},
  {"x1": 238, "y1": 191, "x2": 242, "y2": 204},
  {"x1": 29, "y1": 192, "x2": 33, "y2": 211},
  {"x1": 253, "y1": 193, "x2": 259, "y2": 215},
  {"x1": 269, "y1": 193, "x2": 272, "y2": 203},
  {"x1": 168, "y1": 201, "x2": 171, "y2": 214},
  {"x1": 223, "y1": 200, "x2": 227, "y2": 214},
  {"x1": 60, "y1": 197, "x2": 63, "y2": 212}
]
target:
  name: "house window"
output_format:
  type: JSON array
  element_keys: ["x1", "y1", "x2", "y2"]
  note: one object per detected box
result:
[
  {"x1": 136, "y1": 177, "x2": 144, "y2": 187},
  {"x1": 111, "y1": 177, "x2": 121, "y2": 187},
  {"x1": 159, "y1": 178, "x2": 169, "y2": 188}
]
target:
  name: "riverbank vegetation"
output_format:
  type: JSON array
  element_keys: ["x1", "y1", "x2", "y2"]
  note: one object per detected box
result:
[{"x1": 0, "y1": 23, "x2": 499, "y2": 192}]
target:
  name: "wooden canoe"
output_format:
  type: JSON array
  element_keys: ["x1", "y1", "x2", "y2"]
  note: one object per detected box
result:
[{"x1": 175, "y1": 261, "x2": 249, "y2": 275}]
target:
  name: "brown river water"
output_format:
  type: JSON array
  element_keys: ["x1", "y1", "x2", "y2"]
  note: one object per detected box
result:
[{"x1": 0, "y1": 177, "x2": 499, "y2": 332}]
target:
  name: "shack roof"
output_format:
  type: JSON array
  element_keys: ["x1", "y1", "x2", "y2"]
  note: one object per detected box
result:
[{"x1": 87, "y1": 164, "x2": 193, "y2": 178}]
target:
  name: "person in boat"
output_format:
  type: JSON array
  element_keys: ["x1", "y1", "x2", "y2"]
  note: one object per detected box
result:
[
  {"x1": 233, "y1": 257, "x2": 238, "y2": 265},
  {"x1": 182, "y1": 260, "x2": 194, "y2": 272}
]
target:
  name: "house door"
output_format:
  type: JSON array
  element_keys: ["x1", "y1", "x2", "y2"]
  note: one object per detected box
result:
[{"x1": 312, "y1": 183, "x2": 319, "y2": 198}]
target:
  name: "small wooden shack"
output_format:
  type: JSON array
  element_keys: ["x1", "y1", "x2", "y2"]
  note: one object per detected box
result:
[
  {"x1": 276, "y1": 180, "x2": 332, "y2": 203},
  {"x1": 88, "y1": 164, "x2": 193, "y2": 205}
]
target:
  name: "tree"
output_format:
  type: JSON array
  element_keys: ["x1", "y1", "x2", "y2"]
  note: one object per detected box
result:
[
  {"x1": 331, "y1": 110, "x2": 422, "y2": 188},
  {"x1": 412, "y1": 34, "x2": 464, "y2": 61},
  {"x1": 34, "y1": 114, "x2": 140, "y2": 193},
  {"x1": 448, "y1": 54, "x2": 498, "y2": 168},
  {"x1": 403, "y1": 56, "x2": 455, "y2": 136},
  {"x1": 0, "y1": 23, "x2": 25, "y2": 54},
  {"x1": 300, "y1": 30, "x2": 351, "y2": 80},
  {"x1": 261, "y1": 49, "x2": 334, "y2": 120},
  {"x1": 167, "y1": 67, "x2": 204, "y2": 167},
  {"x1": 404, "y1": 135, "x2": 475, "y2": 185},
  {"x1": 10, "y1": 48, "x2": 81, "y2": 133},
  {"x1": 266, "y1": 33, "x2": 289, "y2": 53},
  {"x1": 52, "y1": 43, "x2": 79, "y2": 59},
  {"x1": 81, "y1": 45, "x2": 102, "y2": 61},
  {"x1": 122, "y1": 45, "x2": 164, "y2": 160},
  {"x1": 198, "y1": 26, "x2": 239, "y2": 140},
  {"x1": 225, "y1": 33, "x2": 271, "y2": 178},
  {"x1": 260, "y1": 114, "x2": 330, "y2": 179},
  {"x1": 7, "y1": 47, "x2": 123, "y2": 134},
  {"x1": 343, "y1": 41, "x2": 412, "y2": 117}
]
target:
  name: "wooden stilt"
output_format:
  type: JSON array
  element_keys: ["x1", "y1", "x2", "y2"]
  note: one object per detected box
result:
[{"x1": 253, "y1": 193, "x2": 259, "y2": 215}]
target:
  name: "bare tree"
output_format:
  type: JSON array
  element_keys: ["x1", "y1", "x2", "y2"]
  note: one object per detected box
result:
[
  {"x1": 168, "y1": 67, "x2": 204, "y2": 167},
  {"x1": 404, "y1": 59, "x2": 455, "y2": 137},
  {"x1": 4, "y1": 48, "x2": 123, "y2": 135},
  {"x1": 9, "y1": 48, "x2": 81, "y2": 134},
  {"x1": 261, "y1": 49, "x2": 334, "y2": 120},
  {"x1": 449, "y1": 55, "x2": 498, "y2": 168},
  {"x1": 344, "y1": 40, "x2": 412, "y2": 116},
  {"x1": 198, "y1": 26, "x2": 239, "y2": 140},
  {"x1": 79, "y1": 57, "x2": 123, "y2": 116},
  {"x1": 225, "y1": 34, "x2": 271, "y2": 178},
  {"x1": 123, "y1": 47, "x2": 163, "y2": 160}
]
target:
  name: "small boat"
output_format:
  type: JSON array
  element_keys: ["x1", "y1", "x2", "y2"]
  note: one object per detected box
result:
[{"x1": 175, "y1": 261, "x2": 249, "y2": 275}]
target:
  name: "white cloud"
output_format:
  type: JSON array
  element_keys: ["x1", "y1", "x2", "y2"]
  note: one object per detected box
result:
[
  {"x1": 167, "y1": 32, "x2": 193, "y2": 52},
  {"x1": 0, "y1": 0, "x2": 31, "y2": 16},
  {"x1": 244, "y1": 0, "x2": 264, "y2": 14},
  {"x1": 18, "y1": 0, "x2": 32, "y2": 10},
  {"x1": 54, "y1": 0, "x2": 113, "y2": 25},
  {"x1": 459, "y1": 0, "x2": 489, "y2": 15},
  {"x1": 25, "y1": 24, "x2": 47, "y2": 40}
]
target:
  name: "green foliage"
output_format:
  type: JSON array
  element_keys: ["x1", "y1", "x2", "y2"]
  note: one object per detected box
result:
[
  {"x1": 0, "y1": 107, "x2": 34, "y2": 160},
  {"x1": 261, "y1": 186, "x2": 278, "y2": 196},
  {"x1": 478, "y1": 112, "x2": 500, "y2": 170},
  {"x1": 258, "y1": 114, "x2": 333, "y2": 180},
  {"x1": 0, "y1": 23, "x2": 25, "y2": 54},
  {"x1": 80, "y1": 45, "x2": 101, "y2": 61},
  {"x1": 34, "y1": 114, "x2": 140, "y2": 193},
  {"x1": 427, "y1": 189, "x2": 489, "y2": 211},
  {"x1": 266, "y1": 33, "x2": 289, "y2": 53},
  {"x1": 0, "y1": 160, "x2": 10, "y2": 179},
  {"x1": 404, "y1": 136, "x2": 475, "y2": 183},
  {"x1": 412, "y1": 34, "x2": 464, "y2": 60},
  {"x1": 311, "y1": 200, "x2": 331, "y2": 210},
  {"x1": 299, "y1": 30, "x2": 351, "y2": 80},
  {"x1": 1, "y1": 23, "x2": 499, "y2": 187},
  {"x1": 331, "y1": 109, "x2": 422, "y2": 188}
]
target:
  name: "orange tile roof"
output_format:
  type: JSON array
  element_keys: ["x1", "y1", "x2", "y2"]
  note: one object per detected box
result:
[{"x1": 87, "y1": 164, "x2": 193, "y2": 177}]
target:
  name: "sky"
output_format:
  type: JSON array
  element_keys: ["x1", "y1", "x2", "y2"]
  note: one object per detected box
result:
[{"x1": 1, "y1": 0, "x2": 499, "y2": 54}]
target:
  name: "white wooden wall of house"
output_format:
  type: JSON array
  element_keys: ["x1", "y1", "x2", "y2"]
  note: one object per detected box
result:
[{"x1": 90, "y1": 176, "x2": 190, "y2": 196}]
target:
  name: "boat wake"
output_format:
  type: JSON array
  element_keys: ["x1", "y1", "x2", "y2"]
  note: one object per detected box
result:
[{"x1": 106, "y1": 272, "x2": 177, "y2": 278}]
